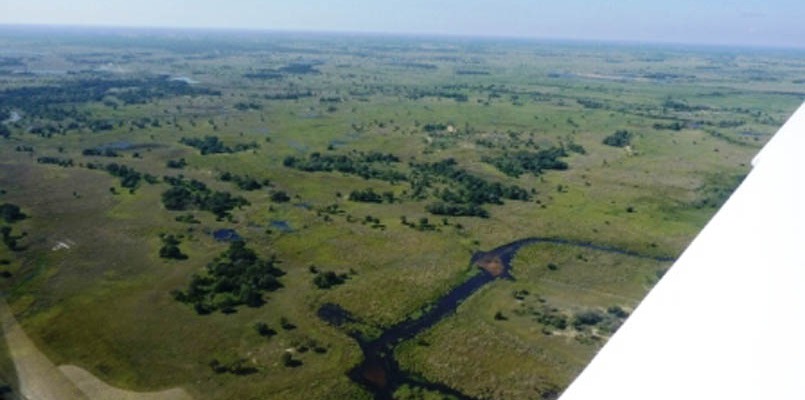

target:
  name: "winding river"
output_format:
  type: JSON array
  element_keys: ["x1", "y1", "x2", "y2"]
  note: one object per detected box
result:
[{"x1": 318, "y1": 237, "x2": 675, "y2": 399}]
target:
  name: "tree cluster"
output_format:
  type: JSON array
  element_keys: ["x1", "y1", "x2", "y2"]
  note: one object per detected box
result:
[
  {"x1": 482, "y1": 147, "x2": 569, "y2": 178},
  {"x1": 161, "y1": 176, "x2": 249, "y2": 218},
  {"x1": 166, "y1": 158, "x2": 187, "y2": 169},
  {"x1": 602, "y1": 130, "x2": 633, "y2": 147},
  {"x1": 87, "y1": 162, "x2": 155, "y2": 191},
  {"x1": 283, "y1": 151, "x2": 405, "y2": 182},
  {"x1": 219, "y1": 172, "x2": 269, "y2": 191},
  {"x1": 0, "y1": 226, "x2": 21, "y2": 251},
  {"x1": 0, "y1": 203, "x2": 26, "y2": 224},
  {"x1": 159, "y1": 234, "x2": 188, "y2": 260},
  {"x1": 172, "y1": 240, "x2": 285, "y2": 314},
  {"x1": 413, "y1": 158, "x2": 531, "y2": 215},
  {"x1": 312, "y1": 270, "x2": 348, "y2": 289}
]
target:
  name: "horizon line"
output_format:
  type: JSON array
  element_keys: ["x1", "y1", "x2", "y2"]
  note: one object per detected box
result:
[{"x1": 1, "y1": 22, "x2": 804, "y2": 52}]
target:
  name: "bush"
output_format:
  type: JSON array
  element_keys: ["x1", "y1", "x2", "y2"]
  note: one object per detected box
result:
[
  {"x1": 254, "y1": 322, "x2": 277, "y2": 337},
  {"x1": 270, "y1": 191, "x2": 291, "y2": 203}
]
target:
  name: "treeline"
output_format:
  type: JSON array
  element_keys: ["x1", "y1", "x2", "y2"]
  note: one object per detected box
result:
[
  {"x1": 407, "y1": 89, "x2": 468, "y2": 102},
  {"x1": 455, "y1": 69, "x2": 491, "y2": 75},
  {"x1": 243, "y1": 63, "x2": 320, "y2": 80},
  {"x1": 0, "y1": 76, "x2": 220, "y2": 117},
  {"x1": 172, "y1": 241, "x2": 284, "y2": 314},
  {"x1": 82, "y1": 148, "x2": 120, "y2": 157},
  {"x1": 425, "y1": 202, "x2": 489, "y2": 218},
  {"x1": 37, "y1": 156, "x2": 74, "y2": 167},
  {"x1": 283, "y1": 151, "x2": 406, "y2": 182},
  {"x1": 162, "y1": 176, "x2": 249, "y2": 218},
  {"x1": 348, "y1": 188, "x2": 395, "y2": 203},
  {"x1": 263, "y1": 91, "x2": 314, "y2": 100},
  {"x1": 482, "y1": 147, "x2": 569, "y2": 178},
  {"x1": 180, "y1": 136, "x2": 259, "y2": 155}
]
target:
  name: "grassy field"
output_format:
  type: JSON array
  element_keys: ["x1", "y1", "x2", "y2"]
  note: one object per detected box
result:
[{"x1": 0, "y1": 27, "x2": 802, "y2": 399}]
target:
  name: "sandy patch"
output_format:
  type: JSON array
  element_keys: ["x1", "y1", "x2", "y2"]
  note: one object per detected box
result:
[
  {"x1": 59, "y1": 365, "x2": 192, "y2": 400},
  {"x1": 0, "y1": 300, "x2": 192, "y2": 400},
  {"x1": 0, "y1": 300, "x2": 87, "y2": 400},
  {"x1": 474, "y1": 254, "x2": 505, "y2": 277}
]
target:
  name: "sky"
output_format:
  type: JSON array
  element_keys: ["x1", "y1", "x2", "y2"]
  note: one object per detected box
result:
[{"x1": 1, "y1": 0, "x2": 804, "y2": 48}]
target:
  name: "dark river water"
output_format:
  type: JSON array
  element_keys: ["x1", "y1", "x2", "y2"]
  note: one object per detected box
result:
[{"x1": 318, "y1": 237, "x2": 674, "y2": 399}]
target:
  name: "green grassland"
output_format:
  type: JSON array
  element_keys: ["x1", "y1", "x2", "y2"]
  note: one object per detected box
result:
[{"x1": 0, "y1": 28, "x2": 803, "y2": 399}]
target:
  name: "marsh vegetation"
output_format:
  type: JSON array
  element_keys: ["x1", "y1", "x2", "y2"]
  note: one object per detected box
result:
[{"x1": 0, "y1": 26, "x2": 802, "y2": 399}]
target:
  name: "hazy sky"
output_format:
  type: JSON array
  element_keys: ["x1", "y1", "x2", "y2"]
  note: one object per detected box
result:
[{"x1": 2, "y1": 0, "x2": 804, "y2": 48}]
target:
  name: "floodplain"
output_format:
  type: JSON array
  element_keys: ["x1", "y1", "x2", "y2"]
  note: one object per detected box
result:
[{"x1": 0, "y1": 26, "x2": 803, "y2": 399}]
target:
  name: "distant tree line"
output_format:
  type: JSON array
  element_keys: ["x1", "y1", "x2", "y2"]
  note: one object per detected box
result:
[
  {"x1": 179, "y1": 136, "x2": 259, "y2": 155},
  {"x1": 0, "y1": 76, "x2": 220, "y2": 127},
  {"x1": 37, "y1": 156, "x2": 74, "y2": 167},
  {"x1": 243, "y1": 63, "x2": 320, "y2": 80},
  {"x1": 263, "y1": 91, "x2": 314, "y2": 100},
  {"x1": 82, "y1": 148, "x2": 120, "y2": 157}
]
